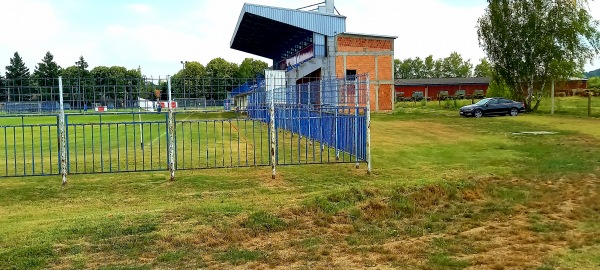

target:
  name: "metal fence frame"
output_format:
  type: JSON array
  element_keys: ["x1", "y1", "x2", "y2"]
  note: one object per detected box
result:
[{"x1": 0, "y1": 74, "x2": 371, "y2": 184}]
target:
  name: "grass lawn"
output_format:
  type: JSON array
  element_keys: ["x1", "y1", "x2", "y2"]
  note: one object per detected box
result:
[
  {"x1": 396, "y1": 96, "x2": 600, "y2": 118},
  {"x1": 0, "y1": 108, "x2": 599, "y2": 269}
]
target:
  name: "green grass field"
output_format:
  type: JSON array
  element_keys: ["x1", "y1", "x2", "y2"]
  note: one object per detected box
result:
[
  {"x1": 397, "y1": 96, "x2": 600, "y2": 117},
  {"x1": 0, "y1": 107, "x2": 599, "y2": 269}
]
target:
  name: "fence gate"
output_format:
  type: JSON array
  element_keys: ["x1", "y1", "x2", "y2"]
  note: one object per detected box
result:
[{"x1": 0, "y1": 73, "x2": 371, "y2": 181}]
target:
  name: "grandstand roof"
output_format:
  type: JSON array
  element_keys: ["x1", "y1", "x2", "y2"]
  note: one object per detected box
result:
[{"x1": 230, "y1": 3, "x2": 346, "y2": 59}]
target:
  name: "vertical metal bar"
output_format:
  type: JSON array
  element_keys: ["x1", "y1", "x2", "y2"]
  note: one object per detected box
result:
[
  {"x1": 108, "y1": 123, "x2": 112, "y2": 172},
  {"x1": 125, "y1": 124, "x2": 128, "y2": 171},
  {"x1": 335, "y1": 108, "x2": 339, "y2": 161},
  {"x1": 92, "y1": 123, "x2": 95, "y2": 172},
  {"x1": 355, "y1": 79, "x2": 359, "y2": 168},
  {"x1": 168, "y1": 76, "x2": 175, "y2": 181},
  {"x1": 297, "y1": 104, "x2": 301, "y2": 164},
  {"x1": 221, "y1": 120, "x2": 225, "y2": 167},
  {"x1": 117, "y1": 123, "x2": 121, "y2": 172},
  {"x1": 243, "y1": 119, "x2": 247, "y2": 166},
  {"x1": 141, "y1": 120, "x2": 145, "y2": 171},
  {"x1": 366, "y1": 75, "x2": 372, "y2": 174},
  {"x1": 83, "y1": 125, "x2": 86, "y2": 172},
  {"x1": 58, "y1": 77, "x2": 67, "y2": 185},
  {"x1": 214, "y1": 121, "x2": 217, "y2": 168},
  {"x1": 252, "y1": 120, "x2": 256, "y2": 166},
  {"x1": 149, "y1": 122, "x2": 153, "y2": 170},
  {"x1": 197, "y1": 122, "x2": 200, "y2": 169},
  {"x1": 49, "y1": 125, "x2": 52, "y2": 174},
  {"x1": 74, "y1": 124, "x2": 78, "y2": 173},
  {"x1": 65, "y1": 115, "x2": 70, "y2": 173},
  {"x1": 189, "y1": 121, "x2": 193, "y2": 168},
  {"x1": 100, "y1": 115, "x2": 104, "y2": 172},
  {"x1": 133, "y1": 115, "x2": 137, "y2": 172},
  {"x1": 4, "y1": 127, "x2": 8, "y2": 176},
  {"x1": 31, "y1": 126, "x2": 35, "y2": 175},
  {"x1": 320, "y1": 107, "x2": 324, "y2": 164},
  {"x1": 13, "y1": 127, "x2": 16, "y2": 176},
  {"x1": 206, "y1": 120, "x2": 209, "y2": 168},
  {"x1": 181, "y1": 118, "x2": 185, "y2": 169},
  {"x1": 229, "y1": 120, "x2": 233, "y2": 167},
  {"x1": 40, "y1": 126, "x2": 43, "y2": 174},
  {"x1": 269, "y1": 77, "x2": 276, "y2": 179},
  {"x1": 22, "y1": 117, "x2": 25, "y2": 175}
]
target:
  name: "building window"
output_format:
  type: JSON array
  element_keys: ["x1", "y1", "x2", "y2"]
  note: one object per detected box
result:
[{"x1": 346, "y1": 69, "x2": 357, "y2": 81}]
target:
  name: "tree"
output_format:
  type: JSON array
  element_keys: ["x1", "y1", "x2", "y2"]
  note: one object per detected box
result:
[
  {"x1": 205, "y1": 58, "x2": 239, "y2": 99},
  {"x1": 477, "y1": 0, "x2": 600, "y2": 111},
  {"x1": 75, "y1": 55, "x2": 90, "y2": 77},
  {"x1": 33, "y1": 52, "x2": 62, "y2": 97},
  {"x1": 5, "y1": 52, "x2": 30, "y2": 80},
  {"x1": 172, "y1": 61, "x2": 207, "y2": 98},
  {"x1": 440, "y1": 52, "x2": 472, "y2": 78},
  {"x1": 5, "y1": 52, "x2": 31, "y2": 102},
  {"x1": 237, "y1": 58, "x2": 268, "y2": 78},
  {"x1": 474, "y1": 58, "x2": 493, "y2": 78},
  {"x1": 33, "y1": 52, "x2": 62, "y2": 79},
  {"x1": 588, "y1": 76, "x2": 600, "y2": 89}
]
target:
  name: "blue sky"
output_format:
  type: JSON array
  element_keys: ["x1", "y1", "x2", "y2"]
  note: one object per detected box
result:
[{"x1": 1, "y1": 0, "x2": 600, "y2": 76}]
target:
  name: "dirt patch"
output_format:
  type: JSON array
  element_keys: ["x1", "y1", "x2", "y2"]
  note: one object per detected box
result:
[{"x1": 457, "y1": 176, "x2": 600, "y2": 269}]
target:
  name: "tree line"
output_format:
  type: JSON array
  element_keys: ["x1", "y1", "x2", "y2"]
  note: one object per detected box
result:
[
  {"x1": 0, "y1": 51, "x2": 270, "y2": 83},
  {"x1": 0, "y1": 51, "x2": 270, "y2": 102},
  {"x1": 394, "y1": 52, "x2": 493, "y2": 79}
]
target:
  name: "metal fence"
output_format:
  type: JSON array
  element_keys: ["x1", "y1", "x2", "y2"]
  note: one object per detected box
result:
[{"x1": 0, "y1": 73, "x2": 371, "y2": 183}]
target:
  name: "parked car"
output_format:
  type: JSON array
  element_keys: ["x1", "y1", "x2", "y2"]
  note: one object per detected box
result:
[{"x1": 459, "y1": 97, "x2": 525, "y2": 118}]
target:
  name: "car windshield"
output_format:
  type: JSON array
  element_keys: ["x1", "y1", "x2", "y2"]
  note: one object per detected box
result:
[{"x1": 475, "y1": 98, "x2": 491, "y2": 106}]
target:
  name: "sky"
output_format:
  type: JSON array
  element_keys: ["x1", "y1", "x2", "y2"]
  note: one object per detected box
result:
[{"x1": 2, "y1": 0, "x2": 600, "y2": 76}]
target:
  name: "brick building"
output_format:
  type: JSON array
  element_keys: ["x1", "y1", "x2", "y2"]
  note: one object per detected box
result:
[
  {"x1": 335, "y1": 33, "x2": 395, "y2": 110},
  {"x1": 230, "y1": 0, "x2": 396, "y2": 111}
]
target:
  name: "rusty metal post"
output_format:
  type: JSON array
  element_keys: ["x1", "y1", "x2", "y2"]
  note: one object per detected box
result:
[
  {"x1": 167, "y1": 76, "x2": 175, "y2": 181},
  {"x1": 269, "y1": 75, "x2": 277, "y2": 179},
  {"x1": 58, "y1": 77, "x2": 68, "y2": 185},
  {"x1": 366, "y1": 75, "x2": 372, "y2": 175}
]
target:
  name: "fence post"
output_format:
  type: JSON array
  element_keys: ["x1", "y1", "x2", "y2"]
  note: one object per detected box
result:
[
  {"x1": 551, "y1": 80, "x2": 555, "y2": 115},
  {"x1": 269, "y1": 74, "x2": 277, "y2": 179},
  {"x1": 589, "y1": 93, "x2": 592, "y2": 117},
  {"x1": 58, "y1": 77, "x2": 68, "y2": 185},
  {"x1": 366, "y1": 75, "x2": 372, "y2": 175},
  {"x1": 167, "y1": 76, "x2": 176, "y2": 181}
]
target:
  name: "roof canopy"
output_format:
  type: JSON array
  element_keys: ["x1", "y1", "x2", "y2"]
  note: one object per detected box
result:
[{"x1": 230, "y1": 3, "x2": 346, "y2": 59}]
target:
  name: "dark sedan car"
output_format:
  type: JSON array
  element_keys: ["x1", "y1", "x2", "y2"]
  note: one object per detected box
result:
[{"x1": 459, "y1": 98, "x2": 525, "y2": 118}]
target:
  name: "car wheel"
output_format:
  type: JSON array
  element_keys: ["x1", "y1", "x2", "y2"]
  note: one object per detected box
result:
[
  {"x1": 510, "y1": 108, "x2": 519, "y2": 117},
  {"x1": 474, "y1": 109, "x2": 483, "y2": 118}
]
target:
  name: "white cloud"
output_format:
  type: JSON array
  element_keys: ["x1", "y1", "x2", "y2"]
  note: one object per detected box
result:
[{"x1": 128, "y1": 4, "x2": 153, "y2": 16}]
